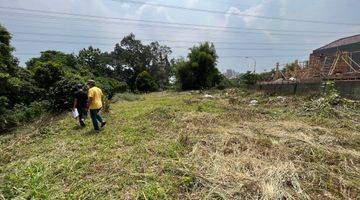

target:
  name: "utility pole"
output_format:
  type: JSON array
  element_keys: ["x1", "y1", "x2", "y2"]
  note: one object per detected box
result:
[
  {"x1": 245, "y1": 56, "x2": 256, "y2": 73},
  {"x1": 274, "y1": 62, "x2": 282, "y2": 80}
]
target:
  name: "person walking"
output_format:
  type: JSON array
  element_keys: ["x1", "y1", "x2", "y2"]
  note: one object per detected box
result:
[
  {"x1": 73, "y1": 84, "x2": 88, "y2": 127},
  {"x1": 87, "y1": 80, "x2": 106, "y2": 132}
]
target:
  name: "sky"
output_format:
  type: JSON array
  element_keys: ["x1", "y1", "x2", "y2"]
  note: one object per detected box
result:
[{"x1": 1, "y1": 0, "x2": 360, "y2": 73}]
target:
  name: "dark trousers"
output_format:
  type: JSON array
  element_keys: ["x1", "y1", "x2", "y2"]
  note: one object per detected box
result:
[
  {"x1": 77, "y1": 107, "x2": 88, "y2": 126},
  {"x1": 90, "y1": 108, "x2": 103, "y2": 131}
]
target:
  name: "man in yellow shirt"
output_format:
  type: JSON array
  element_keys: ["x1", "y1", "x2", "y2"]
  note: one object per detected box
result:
[{"x1": 87, "y1": 80, "x2": 106, "y2": 132}]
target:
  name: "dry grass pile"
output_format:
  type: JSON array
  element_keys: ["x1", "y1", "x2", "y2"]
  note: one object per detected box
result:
[{"x1": 160, "y1": 89, "x2": 360, "y2": 199}]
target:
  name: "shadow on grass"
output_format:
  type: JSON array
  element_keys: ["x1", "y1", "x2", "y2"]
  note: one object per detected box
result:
[
  {"x1": 72, "y1": 125, "x2": 86, "y2": 130},
  {"x1": 84, "y1": 129, "x2": 102, "y2": 136},
  {"x1": 71, "y1": 124, "x2": 101, "y2": 136}
]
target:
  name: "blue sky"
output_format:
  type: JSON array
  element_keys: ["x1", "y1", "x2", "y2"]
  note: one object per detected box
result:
[{"x1": 1, "y1": 0, "x2": 359, "y2": 72}]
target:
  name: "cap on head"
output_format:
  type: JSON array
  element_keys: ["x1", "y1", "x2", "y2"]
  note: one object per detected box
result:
[
  {"x1": 87, "y1": 80, "x2": 96, "y2": 86},
  {"x1": 76, "y1": 83, "x2": 83, "y2": 90}
]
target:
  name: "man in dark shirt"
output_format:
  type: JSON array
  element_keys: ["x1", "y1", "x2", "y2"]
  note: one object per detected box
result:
[{"x1": 73, "y1": 84, "x2": 88, "y2": 127}]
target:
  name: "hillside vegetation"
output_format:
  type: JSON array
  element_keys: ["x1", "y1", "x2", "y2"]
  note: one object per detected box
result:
[
  {"x1": 1, "y1": 23, "x2": 233, "y2": 133},
  {"x1": 1, "y1": 90, "x2": 359, "y2": 199}
]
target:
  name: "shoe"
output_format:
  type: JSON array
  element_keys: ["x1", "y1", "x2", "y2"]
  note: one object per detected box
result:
[
  {"x1": 80, "y1": 119, "x2": 86, "y2": 127},
  {"x1": 101, "y1": 121, "x2": 107, "y2": 128}
]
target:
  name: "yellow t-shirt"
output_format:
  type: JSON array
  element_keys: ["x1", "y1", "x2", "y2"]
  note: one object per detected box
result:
[{"x1": 88, "y1": 86, "x2": 103, "y2": 109}]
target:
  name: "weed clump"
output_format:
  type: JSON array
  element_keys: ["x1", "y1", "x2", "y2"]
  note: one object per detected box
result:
[
  {"x1": 301, "y1": 81, "x2": 359, "y2": 121},
  {"x1": 147, "y1": 107, "x2": 175, "y2": 121},
  {"x1": 324, "y1": 81, "x2": 342, "y2": 105},
  {"x1": 1, "y1": 163, "x2": 50, "y2": 199},
  {"x1": 39, "y1": 127, "x2": 53, "y2": 135},
  {"x1": 111, "y1": 93, "x2": 140, "y2": 102}
]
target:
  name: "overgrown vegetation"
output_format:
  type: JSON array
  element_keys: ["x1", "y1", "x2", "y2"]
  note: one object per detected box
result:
[
  {"x1": 1, "y1": 90, "x2": 358, "y2": 199},
  {"x1": 0, "y1": 24, "x2": 175, "y2": 132},
  {"x1": 1, "y1": 20, "x2": 358, "y2": 199},
  {"x1": 174, "y1": 42, "x2": 222, "y2": 90},
  {"x1": 1, "y1": 23, "x2": 240, "y2": 132}
]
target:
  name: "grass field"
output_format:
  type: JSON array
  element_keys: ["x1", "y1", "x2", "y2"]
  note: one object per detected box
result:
[{"x1": 1, "y1": 90, "x2": 359, "y2": 199}]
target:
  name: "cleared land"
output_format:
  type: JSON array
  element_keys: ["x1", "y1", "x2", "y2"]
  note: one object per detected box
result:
[{"x1": 1, "y1": 90, "x2": 359, "y2": 199}]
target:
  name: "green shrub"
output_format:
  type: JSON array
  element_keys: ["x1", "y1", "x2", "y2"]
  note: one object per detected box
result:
[
  {"x1": 0, "y1": 101, "x2": 49, "y2": 133},
  {"x1": 48, "y1": 77, "x2": 81, "y2": 111},
  {"x1": 95, "y1": 77, "x2": 127, "y2": 95},
  {"x1": 239, "y1": 71, "x2": 261, "y2": 85},
  {"x1": 0, "y1": 96, "x2": 9, "y2": 112},
  {"x1": 216, "y1": 75, "x2": 236, "y2": 90},
  {"x1": 48, "y1": 76, "x2": 127, "y2": 111},
  {"x1": 136, "y1": 71, "x2": 158, "y2": 92},
  {"x1": 30, "y1": 61, "x2": 64, "y2": 89},
  {"x1": 0, "y1": 71, "x2": 43, "y2": 106}
]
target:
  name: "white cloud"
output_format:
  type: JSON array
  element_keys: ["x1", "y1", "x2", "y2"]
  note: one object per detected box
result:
[
  {"x1": 223, "y1": 0, "x2": 276, "y2": 40},
  {"x1": 185, "y1": 0, "x2": 200, "y2": 8},
  {"x1": 3, "y1": 0, "x2": 360, "y2": 72},
  {"x1": 120, "y1": 2, "x2": 130, "y2": 9},
  {"x1": 135, "y1": 1, "x2": 174, "y2": 22},
  {"x1": 225, "y1": 0, "x2": 270, "y2": 26},
  {"x1": 278, "y1": 0, "x2": 288, "y2": 16}
]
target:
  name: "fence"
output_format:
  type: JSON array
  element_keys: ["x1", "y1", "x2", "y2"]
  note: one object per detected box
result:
[{"x1": 254, "y1": 80, "x2": 360, "y2": 100}]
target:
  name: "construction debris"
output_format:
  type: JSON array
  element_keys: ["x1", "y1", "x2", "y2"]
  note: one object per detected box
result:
[
  {"x1": 277, "y1": 96, "x2": 286, "y2": 103},
  {"x1": 249, "y1": 100, "x2": 259, "y2": 106},
  {"x1": 315, "y1": 97, "x2": 325, "y2": 104},
  {"x1": 203, "y1": 94, "x2": 214, "y2": 99}
]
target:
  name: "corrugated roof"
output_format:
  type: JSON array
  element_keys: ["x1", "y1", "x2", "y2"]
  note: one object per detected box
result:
[{"x1": 315, "y1": 34, "x2": 360, "y2": 51}]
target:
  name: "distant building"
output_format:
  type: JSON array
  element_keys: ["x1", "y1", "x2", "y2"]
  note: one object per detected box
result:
[
  {"x1": 223, "y1": 69, "x2": 239, "y2": 79},
  {"x1": 310, "y1": 34, "x2": 360, "y2": 76}
]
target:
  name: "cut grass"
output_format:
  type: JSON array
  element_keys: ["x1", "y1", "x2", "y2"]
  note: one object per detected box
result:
[{"x1": 1, "y1": 91, "x2": 359, "y2": 199}]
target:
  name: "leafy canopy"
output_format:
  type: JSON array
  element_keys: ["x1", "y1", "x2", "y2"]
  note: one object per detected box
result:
[{"x1": 175, "y1": 42, "x2": 221, "y2": 90}]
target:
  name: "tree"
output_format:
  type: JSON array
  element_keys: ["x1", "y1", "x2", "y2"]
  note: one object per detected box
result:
[
  {"x1": 239, "y1": 71, "x2": 261, "y2": 85},
  {"x1": 0, "y1": 24, "x2": 41, "y2": 107},
  {"x1": 0, "y1": 24, "x2": 18, "y2": 75},
  {"x1": 148, "y1": 42, "x2": 173, "y2": 89},
  {"x1": 26, "y1": 51, "x2": 77, "y2": 72},
  {"x1": 111, "y1": 34, "x2": 150, "y2": 91},
  {"x1": 110, "y1": 34, "x2": 173, "y2": 91},
  {"x1": 174, "y1": 58, "x2": 196, "y2": 90},
  {"x1": 0, "y1": 24, "x2": 45, "y2": 132},
  {"x1": 135, "y1": 71, "x2": 158, "y2": 92},
  {"x1": 175, "y1": 42, "x2": 220, "y2": 90},
  {"x1": 78, "y1": 46, "x2": 110, "y2": 76}
]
